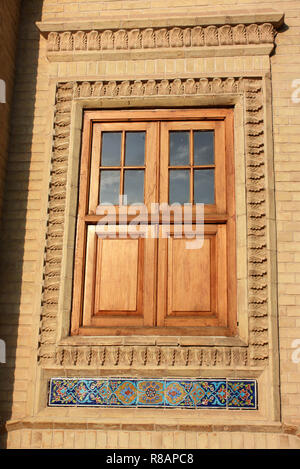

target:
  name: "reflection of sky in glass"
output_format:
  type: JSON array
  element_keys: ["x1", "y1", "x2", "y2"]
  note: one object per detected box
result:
[
  {"x1": 124, "y1": 170, "x2": 144, "y2": 204},
  {"x1": 101, "y1": 132, "x2": 122, "y2": 166},
  {"x1": 125, "y1": 132, "x2": 145, "y2": 166},
  {"x1": 169, "y1": 131, "x2": 189, "y2": 166},
  {"x1": 169, "y1": 170, "x2": 190, "y2": 204},
  {"x1": 194, "y1": 169, "x2": 215, "y2": 204},
  {"x1": 99, "y1": 170, "x2": 120, "y2": 205},
  {"x1": 194, "y1": 131, "x2": 214, "y2": 165}
]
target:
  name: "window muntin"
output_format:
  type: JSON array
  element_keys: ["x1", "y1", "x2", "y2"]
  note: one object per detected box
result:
[
  {"x1": 88, "y1": 122, "x2": 156, "y2": 215},
  {"x1": 98, "y1": 130, "x2": 146, "y2": 206},
  {"x1": 159, "y1": 121, "x2": 226, "y2": 218},
  {"x1": 168, "y1": 129, "x2": 215, "y2": 205}
]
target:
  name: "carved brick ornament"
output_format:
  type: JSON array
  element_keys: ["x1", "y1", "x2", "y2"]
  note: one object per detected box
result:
[
  {"x1": 39, "y1": 76, "x2": 269, "y2": 371},
  {"x1": 47, "y1": 23, "x2": 276, "y2": 53}
]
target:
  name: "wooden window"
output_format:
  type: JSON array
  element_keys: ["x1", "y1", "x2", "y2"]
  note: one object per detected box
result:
[{"x1": 71, "y1": 109, "x2": 236, "y2": 337}]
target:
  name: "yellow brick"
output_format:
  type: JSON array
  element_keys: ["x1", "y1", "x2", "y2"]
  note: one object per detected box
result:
[
  {"x1": 2, "y1": 0, "x2": 300, "y2": 448},
  {"x1": 52, "y1": 431, "x2": 64, "y2": 449},
  {"x1": 118, "y1": 431, "x2": 130, "y2": 449},
  {"x1": 41, "y1": 430, "x2": 53, "y2": 449},
  {"x1": 96, "y1": 431, "x2": 107, "y2": 449}
]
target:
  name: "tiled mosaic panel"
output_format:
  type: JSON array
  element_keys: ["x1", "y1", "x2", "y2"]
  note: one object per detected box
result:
[{"x1": 49, "y1": 378, "x2": 257, "y2": 409}]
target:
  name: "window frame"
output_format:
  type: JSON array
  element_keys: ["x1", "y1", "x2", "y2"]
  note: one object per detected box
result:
[{"x1": 70, "y1": 108, "x2": 237, "y2": 337}]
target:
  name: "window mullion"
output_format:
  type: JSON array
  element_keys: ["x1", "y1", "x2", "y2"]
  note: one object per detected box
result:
[
  {"x1": 120, "y1": 130, "x2": 125, "y2": 203},
  {"x1": 190, "y1": 129, "x2": 194, "y2": 205}
]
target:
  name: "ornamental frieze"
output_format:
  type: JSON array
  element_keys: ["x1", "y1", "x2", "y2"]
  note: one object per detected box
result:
[{"x1": 46, "y1": 23, "x2": 276, "y2": 53}]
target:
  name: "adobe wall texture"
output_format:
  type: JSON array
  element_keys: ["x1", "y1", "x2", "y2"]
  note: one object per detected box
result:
[{"x1": 0, "y1": 0, "x2": 300, "y2": 449}]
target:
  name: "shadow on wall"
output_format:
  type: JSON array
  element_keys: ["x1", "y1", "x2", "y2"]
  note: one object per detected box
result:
[{"x1": 0, "y1": 0, "x2": 43, "y2": 448}]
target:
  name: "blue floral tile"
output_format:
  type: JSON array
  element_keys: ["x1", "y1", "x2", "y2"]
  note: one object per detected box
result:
[
  {"x1": 107, "y1": 379, "x2": 138, "y2": 407},
  {"x1": 227, "y1": 380, "x2": 257, "y2": 409},
  {"x1": 48, "y1": 378, "x2": 257, "y2": 409},
  {"x1": 49, "y1": 378, "x2": 108, "y2": 406},
  {"x1": 137, "y1": 380, "x2": 165, "y2": 406},
  {"x1": 165, "y1": 380, "x2": 194, "y2": 408},
  {"x1": 192, "y1": 380, "x2": 227, "y2": 408}
]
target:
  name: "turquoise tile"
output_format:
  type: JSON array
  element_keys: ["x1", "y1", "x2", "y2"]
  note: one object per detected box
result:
[
  {"x1": 137, "y1": 380, "x2": 165, "y2": 407},
  {"x1": 227, "y1": 380, "x2": 257, "y2": 409},
  {"x1": 48, "y1": 377, "x2": 257, "y2": 409},
  {"x1": 193, "y1": 380, "x2": 227, "y2": 408},
  {"x1": 107, "y1": 379, "x2": 138, "y2": 407},
  {"x1": 48, "y1": 378, "x2": 108, "y2": 406}
]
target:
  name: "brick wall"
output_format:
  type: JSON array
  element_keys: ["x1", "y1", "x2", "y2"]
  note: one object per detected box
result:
[
  {"x1": 271, "y1": 6, "x2": 300, "y2": 424},
  {"x1": 2, "y1": 428, "x2": 300, "y2": 449},
  {"x1": 0, "y1": 0, "x2": 300, "y2": 448},
  {"x1": 0, "y1": 0, "x2": 43, "y2": 425},
  {"x1": 0, "y1": 0, "x2": 20, "y2": 216}
]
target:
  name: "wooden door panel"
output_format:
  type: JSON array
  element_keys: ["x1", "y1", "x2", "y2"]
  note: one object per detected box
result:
[
  {"x1": 170, "y1": 236, "x2": 212, "y2": 313},
  {"x1": 157, "y1": 224, "x2": 227, "y2": 328},
  {"x1": 96, "y1": 238, "x2": 140, "y2": 313},
  {"x1": 82, "y1": 225, "x2": 156, "y2": 328}
]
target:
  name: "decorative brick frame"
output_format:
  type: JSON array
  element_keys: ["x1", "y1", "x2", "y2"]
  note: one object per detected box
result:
[{"x1": 39, "y1": 75, "x2": 274, "y2": 376}]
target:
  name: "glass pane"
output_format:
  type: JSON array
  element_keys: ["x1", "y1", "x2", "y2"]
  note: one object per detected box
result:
[
  {"x1": 124, "y1": 170, "x2": 144, "y2": 205},
  {"x1": 125, "y1": 132, "x2": 146, "y2": 166},
  {"x1": 169, "y1": 170, "x2": 190, "y2": 205},
  {"x1": 169, "y1": 131, "x2": 190, "y2": 166},
  {"x1": 99, "y1": 170, "x2": 120, "y2": 205},
  {"x1": 194, "y1": 169, "x2": 215, "y2": 204},
  {"x1": 101, "y1": 132, "x2": 122, "y2": 166},
  {"x1": 194, "y1": 131, "x2": 214, "y2": 165}
]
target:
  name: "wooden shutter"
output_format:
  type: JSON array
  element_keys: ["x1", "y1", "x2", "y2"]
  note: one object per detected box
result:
[
  {"x1": 157, "y1": 224, "x2": 228, "y2": 330},
  {"x1": 155, "y1": 118, "x2": 235, "y2": 335},
  {"x1": 81, "y1": 225, "x2": 157, "y2": 332}
]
